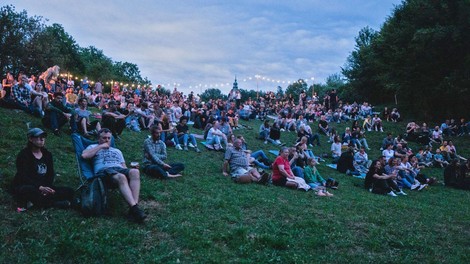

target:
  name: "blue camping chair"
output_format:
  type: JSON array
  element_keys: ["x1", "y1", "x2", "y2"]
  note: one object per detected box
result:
[{"x1": 71, "y1": 133, "x2": 115, "y2": 188}]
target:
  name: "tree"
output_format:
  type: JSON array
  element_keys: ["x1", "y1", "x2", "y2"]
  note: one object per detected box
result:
[
  {"x1": 342, "y1": 0, "x2": 470, "y2": 119},
  {"x1": 0, "y1": 5, "x2": 44, "y2": 74},
  {"x1": 79, "y1": 46, "x2": 115, "y2": 82},
  {"x1": 285, "y1": 79, "x2": 308, "y2": 102},
  {"x1": 200, "y1": 88, "x2": 227, "y2": 102}
]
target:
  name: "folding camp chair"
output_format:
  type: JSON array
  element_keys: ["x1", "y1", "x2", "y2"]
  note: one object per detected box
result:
[{"x1": 71, "y1": 133, "x2": 115, "y2": 188}]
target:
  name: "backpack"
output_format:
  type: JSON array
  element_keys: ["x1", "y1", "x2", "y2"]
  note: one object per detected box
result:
[{"x1": 80, "y1": 177, "x2": 108, "y2": 217}]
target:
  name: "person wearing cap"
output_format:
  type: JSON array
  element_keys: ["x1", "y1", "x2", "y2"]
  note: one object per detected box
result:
[
  {"x1": 101, "y1": 100, "x2": 127, "y2": 139},
  {"x1": 42, "y1": 92, "x2": 77, "y2": 136},
  {"x1": 11, "y1": 128, "x2": 74, "y2": 209}
]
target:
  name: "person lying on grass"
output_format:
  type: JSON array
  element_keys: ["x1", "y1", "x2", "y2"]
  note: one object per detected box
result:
[{"x1": 142, "y1": 126, "x2": 184, "y2": 179}]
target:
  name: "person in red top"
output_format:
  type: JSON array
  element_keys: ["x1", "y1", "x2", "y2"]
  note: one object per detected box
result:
[{"x1": 272, "y1": 147, "x2": 299, "y2": 188}]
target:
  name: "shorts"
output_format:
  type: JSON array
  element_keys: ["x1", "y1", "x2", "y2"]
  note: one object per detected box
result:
[
  {"x1": 230, "y1": 167, "x2": 252, "y2": 181},
  {"x1": 96, "y1": 166, "x2": 131, "y2": 188}
]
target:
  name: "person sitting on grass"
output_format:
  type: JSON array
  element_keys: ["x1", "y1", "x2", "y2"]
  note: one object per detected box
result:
[
  {"x1": 81, "y1": 128, "x2": 146, "y2": 223},
  {"x1": 237, "y1": 135, "x2": 272, "y2": 171},
  {"x1": 372, "y1": 114, "x2": 384, "y2": 132},
  {"x1": 175, "y1": 116, "x2": 201, "y2": 152},
  {"x1": 134, "y1": 102, "x2": 155, "y2": 130},
  {"x1": 206, "y1": 120, "x2": 227, "y2": 151},
  {"x1": 297, "y1": 124, "x2": 320, "y2": 147},
  {"x1": 354, "y1": 146, "x2": 372, "y2": 174},
  {"x1": 42, "y1": 92, "x2": 78, "y2": 136},
  {"x1": 396, "y1": 155, "x2": 427, "y2": 191},
  {"x1": 271, "y1": 147, "x2": 310, "y2": 190},
  {"x1": 362, "y1": 115, "x2": 372, "y2": 131},
  {"x1": 268, "y1": 122, "x2": 285, "y2": 146},
  {"x1": 222, "y1": 138, "x2": 268, "y2": 184},
  {"x1": 337, "y1": 146, "x2": 361, "y2": 176},
  {"x1": 75, "y1": 98, "x2": 101, "y2": 137},
  {"x1": 318, "y1": 115, "x2": 330, "y2": 135},
  {"x1": 101, "y1": 100, "x2": 127, "y2": 139},
  {"x1": 364, "y1": 160, "x2": 406, "y2": 197},
  {"x1": 142, "y1": 126, "x2": 183, "y2": 179},
  {"x1": 303, "y1": 157, "x2": 333, "y2": 196},
  {"x1": 330, "y1": 135, "x2": 342, "y2": 164},
  {"x1": 433, "y1": 149, "x2": 449, "y2": 168},
  {"x1": 11, "y1": 128, "x2": 75, "y2": 210},
  {"x1": 259, "y1": 119, "x2": 271, "y2": 144}
]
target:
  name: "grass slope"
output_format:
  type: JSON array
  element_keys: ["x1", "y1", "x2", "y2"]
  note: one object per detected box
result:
[{"x1": 1, "y1": 107, "x2": 469, "y2": 263}]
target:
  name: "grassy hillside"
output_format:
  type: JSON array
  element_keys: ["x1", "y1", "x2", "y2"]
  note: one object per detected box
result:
[{"x1": 1, "y1": 107, "x2": 469, "y2": 263}]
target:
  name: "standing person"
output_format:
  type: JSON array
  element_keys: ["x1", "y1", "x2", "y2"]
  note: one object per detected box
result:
[
  {"x1": 142, "y1": 126, "x2": 184, "y2": 179},
  {"x1": 11, "y1": 128, "x2": 74, "y2": 209},
  {"x1": 38, "y1": 65, "x2": 60, "y2": 93},
  {"x1": 81, "y1": 128, "x2": 146, "y2": 223}
]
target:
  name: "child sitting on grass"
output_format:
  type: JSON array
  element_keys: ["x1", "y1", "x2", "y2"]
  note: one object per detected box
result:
[{"x1": 303, "y1": 158, "x2": 333, "y2": 197}]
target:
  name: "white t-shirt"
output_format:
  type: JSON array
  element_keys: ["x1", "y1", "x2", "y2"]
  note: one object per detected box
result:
[{"x1": 331, "y1": 142, "x2": 342, "y2": 158}]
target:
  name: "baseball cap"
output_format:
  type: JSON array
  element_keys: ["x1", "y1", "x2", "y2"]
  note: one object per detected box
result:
[{"x1": 27, "y1": 128, "x2": 47, "y2": 138}]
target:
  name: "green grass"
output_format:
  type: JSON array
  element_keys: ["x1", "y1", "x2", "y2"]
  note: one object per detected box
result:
[{"x1": 1, "y1": 107, "x2": 470, "y2": 263}]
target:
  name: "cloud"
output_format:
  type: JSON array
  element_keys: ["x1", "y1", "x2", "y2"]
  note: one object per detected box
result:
[{"x1": 7, "y1": 0, "x2": 401, "y2": 94}]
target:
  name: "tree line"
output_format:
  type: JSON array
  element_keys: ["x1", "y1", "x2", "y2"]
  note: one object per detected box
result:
[
  {"x1": 0, "y1": 5, "x2": 149, "y2": 88},
  {"x1": 342, "y1": 0, "x2": 470, "y2": 120}
]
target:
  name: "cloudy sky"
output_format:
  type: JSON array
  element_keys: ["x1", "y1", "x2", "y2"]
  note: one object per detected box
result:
[{"x1": 8, "y1": 0, "x2": 402, "y2": 94}]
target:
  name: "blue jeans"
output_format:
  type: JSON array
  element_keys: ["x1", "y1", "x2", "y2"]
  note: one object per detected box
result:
[
  {"x1": 292, "y1": 166, "x2": 304, "y2": 179},
  {"x1": 177, "y1": 134, "x2": 197, "y2": 146},
  {"x1": 143, "y1": 163, "x2": 184, "y2": 178}
]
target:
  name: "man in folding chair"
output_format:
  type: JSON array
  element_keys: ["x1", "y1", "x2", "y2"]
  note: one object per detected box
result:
[{"x1": 81, "y1": 128, "x2": 146, "y2": 223}]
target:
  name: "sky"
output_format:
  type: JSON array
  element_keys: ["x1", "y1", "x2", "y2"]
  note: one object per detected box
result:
[{"x1": 8, "y1": 0, "x2": 402, "y2": 94}]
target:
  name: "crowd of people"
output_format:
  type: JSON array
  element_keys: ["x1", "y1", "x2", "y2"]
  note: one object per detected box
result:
[{"x1": 3, "y1": 66, "x2": 470, "y2": 223}]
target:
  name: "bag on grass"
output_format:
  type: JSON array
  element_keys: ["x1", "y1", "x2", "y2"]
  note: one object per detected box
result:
[{"x1": 80, "y1": 177, "x2": 108, "y2": 217}]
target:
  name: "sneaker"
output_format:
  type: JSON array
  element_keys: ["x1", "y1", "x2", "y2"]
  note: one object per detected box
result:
[
  {"x1": 128, "y1": 204, "x2": 146, "y2": 223},
  {"x1": 411, "y1": 183, "x2": 420, "y2": 190},
  {"x1": 397, "y1": 190, "x2": 407, "y2": 196},
  {"x1": 195, "y1": 147, "x2": 201, "y2": 153},
  {"x1": 387, "y1": 191, "x2": 397, "y2": 197},
  {"x1": 258, "y1": 172, "x2": 270, "y2": 184},
  {"x1": 175, "y1": 144, "x2": 183, "y2": 150},
  {"x1": 188, "y1": 143, "x2": 195, "y2": 148},
  {"x1": 280, "y1": 128, "x2": 285, "y2": 132},
  {"x1": 183, "y1": 145, "x2": 188, "y2": 151},
  {"x1": 264, "y1": 140, "x2": 267, "y2": 144},
  {"x1": 418, "y1": 184, "x2": 428, "y2": 191}
]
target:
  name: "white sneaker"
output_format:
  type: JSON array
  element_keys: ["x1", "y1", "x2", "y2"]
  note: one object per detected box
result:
[
  {"x1": 188, "y1": 143, "x2": 195, "y2": 148},
  {"x1": 175, "y1": 144, "x2": 183, "y2": 150},
  {"x1": 280, "y1": 128, "x2": 285, "y2": 132},
  {"x1": 387, "y1": 191, "x2": 397, "y2": 197},
  {"x1": 264, "y1": 141, "x2": 268, "y2": 144},
  {"x1": 397, "y1": 190, "x2": 407, "y2": 195},
  {"x1": 411, "y1": 183, "x2": 420, "y2": 190},
  {"x1": 418, "y1": 184, "x2": 428, "y2": 191}
]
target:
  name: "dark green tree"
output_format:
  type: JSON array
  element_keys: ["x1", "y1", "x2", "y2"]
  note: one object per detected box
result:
[{"x1": 200, "y1": 88, "x2": 227, "y2": 102}]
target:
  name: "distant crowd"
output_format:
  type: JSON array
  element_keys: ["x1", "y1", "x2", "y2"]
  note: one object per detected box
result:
[{"x1": 3, "y1": 65, "x2": 469, "y2": 223}]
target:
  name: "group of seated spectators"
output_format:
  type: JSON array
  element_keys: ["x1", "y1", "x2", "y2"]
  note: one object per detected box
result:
[{"x1": 3, "y1": 66, "x2": 470, "y2": 217}]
